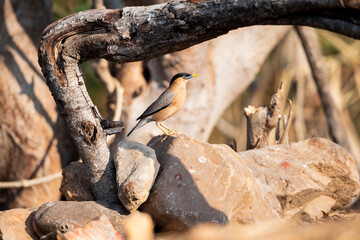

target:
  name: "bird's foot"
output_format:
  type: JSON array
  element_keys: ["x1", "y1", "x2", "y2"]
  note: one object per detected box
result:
[
  {"x1": 157, "y1": 123, "x2": 176, "y2": 136},
  {"x1": 156, "y1": 122, "x2": 169, "y2": 135},
  {"x1": 165, "y1": 130, "x2": 175, "y2": 135},
  {"x1": 159, "y1": 129, "x2": 176, "y2": 143},
  {"x1": 160, "y1": 124, "x2": 176, "y2": 135}
]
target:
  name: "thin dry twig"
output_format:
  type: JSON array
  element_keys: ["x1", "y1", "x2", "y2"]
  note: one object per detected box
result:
[
  {"x1": 280, "y1": 100, "x2": 294, "y2": 144},
  {"x1": 294, "y1": 72, "x2": 306, "y2": 141},
  {"x1": 0, "y1": 172, "x2": 62, "y2": 189},
  {"x1": 295, "y1": 26, "x2": 351, "y2": 151}
]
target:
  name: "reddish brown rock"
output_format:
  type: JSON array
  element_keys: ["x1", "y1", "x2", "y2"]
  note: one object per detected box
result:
[
  {"x1": 141, "y1": 133, "x2": 281, "y2": 231},
  {"x1": 60, "y1": 162, "x2": 95, "y2": 201},
  {"x1": 114, "y1": 140, "x2": 160, "y2": 212},
  {"x1": 240, "y1": 137, "x2": 360, "y2": 221},
  {"x1": 32, "y1": 201, "x2": 127, "y2": 238},
  {"x1": 0, "y1": 208, "x2": 38, "y2": 240},
  {"x1": 58, "y1": 214, "x2": 124, "y2": 240},
  {"x1": 156, "y1": 213, "x2": 360, "y2": 240}
]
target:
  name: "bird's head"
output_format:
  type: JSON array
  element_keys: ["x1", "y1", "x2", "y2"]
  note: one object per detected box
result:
[{"x1": 170, "y1": 73, "x2": 199, "y2": 85}]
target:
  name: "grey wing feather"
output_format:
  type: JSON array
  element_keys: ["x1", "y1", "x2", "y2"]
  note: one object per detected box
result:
[{"x1": 137, "y1": 89, "x2": 176, "y2": 120}]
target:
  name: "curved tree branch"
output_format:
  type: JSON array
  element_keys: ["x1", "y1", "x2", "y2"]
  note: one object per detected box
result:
[{"x1": 38, "y1": 0, "x2": 360, "y2": 201}]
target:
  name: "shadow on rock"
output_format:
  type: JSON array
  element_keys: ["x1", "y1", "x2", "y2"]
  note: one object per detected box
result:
[{"x1": 140, "y1": 133, "x2": 281, "y2": 231}]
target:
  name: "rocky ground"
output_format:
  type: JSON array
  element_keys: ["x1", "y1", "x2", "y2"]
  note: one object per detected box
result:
[{"x1": 1, "y1": 132, "x2": 359, "y2": 239}]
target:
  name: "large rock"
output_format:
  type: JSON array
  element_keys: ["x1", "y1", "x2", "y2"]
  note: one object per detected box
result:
[
  {"x1": 141, "y1": 133, "x2": 281, "y2": 231},
  {"x1": 58, "y1": 215, "x2": 124, "y2": 240},
  {"x1": 241, "y1": 137, "x2": 360, "y2": 221},
  {"x1": 0, "y1": 208, "x2": 38, "y2": 240},
  {"x1": 32, "y1": 201, "x2": 127, "y2": 238},
  {"x1": 114, "y1": 140, "x2": 160, "y2": 212},
  {"x1": 60, "y1": 162, "x2": 95, "y2": 201},
  {"x1": 157, "y1": 213, "x2": 360, "y2": 240}
]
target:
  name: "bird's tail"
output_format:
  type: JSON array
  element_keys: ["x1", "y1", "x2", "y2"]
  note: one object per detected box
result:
[{"x1": 127, "y1": 118, "x2": 149, "y2": 137}]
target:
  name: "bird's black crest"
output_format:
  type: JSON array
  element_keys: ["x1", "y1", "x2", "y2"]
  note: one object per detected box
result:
[{"x1": 170, "y1": 73, "x2": 191, "y2": 84}]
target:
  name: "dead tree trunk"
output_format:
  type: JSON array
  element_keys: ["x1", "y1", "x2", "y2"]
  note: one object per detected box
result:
[
  {"x1": 0, "y1": 0, "x2": 77, "y2": 209},
  {"x1": 38, "y1": 0, "x2": 360, "y2": 201}
]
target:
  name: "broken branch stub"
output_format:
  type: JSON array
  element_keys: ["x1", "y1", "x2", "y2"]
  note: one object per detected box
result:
[
  {"x1": 38, "y1": 1, "x2": 360, "y2": 201},
  {"x1": 245, "y1": 106, "x2": 270, "y2": 149},
  {"x1": 245, "y1": 82, "x2": 284, "y2": 149}
]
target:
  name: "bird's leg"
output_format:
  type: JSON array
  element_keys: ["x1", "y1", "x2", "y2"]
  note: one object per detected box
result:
[
  {"x1": 156, "y1": 123, "x2": 174, "y2": 135},
  {"x1": 156, "y1": 122, "x2": 170, "y2": 135},
  {"x1": 159, "y1": 123, "x2": 175, "y2": 135}
]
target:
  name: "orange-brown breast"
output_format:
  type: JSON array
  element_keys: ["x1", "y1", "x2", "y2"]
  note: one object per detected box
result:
[{"x1": 151, "y1": 81, "x2": 187, "y2": 122}]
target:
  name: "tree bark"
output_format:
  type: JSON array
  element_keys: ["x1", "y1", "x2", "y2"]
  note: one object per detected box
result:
[
  {"x1": 38, "y1": 0, "x2": 360, "y2": 200},
  {"x1": 0, "y1": 0, "x2": 77, "y2": 209}
]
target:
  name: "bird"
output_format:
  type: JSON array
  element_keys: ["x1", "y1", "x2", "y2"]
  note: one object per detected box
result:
[{"x1": 127, "y1": 73, "x2": 199, "y2": 137}]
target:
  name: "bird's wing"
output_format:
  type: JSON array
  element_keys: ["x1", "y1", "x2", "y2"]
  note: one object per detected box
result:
[{"x1": 137, "y1": 89, "x2": 176, "y2": 120}]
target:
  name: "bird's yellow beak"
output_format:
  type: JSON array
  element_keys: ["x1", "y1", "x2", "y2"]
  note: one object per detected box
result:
[{"x1": 191, "y1": 74, "x2": 199, "y2": 78}]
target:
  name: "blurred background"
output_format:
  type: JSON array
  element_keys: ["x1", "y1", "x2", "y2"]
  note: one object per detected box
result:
[
  {"x1": 53, "y1": 0, "x2": 360, "y2": 151},
  {"x1": 54, "y1": 0, "x2": 360, "y2": 149},
  {"x1": 209, "y1": 30, "x2": 360, "y2": 151},
  {"x1": 1, "y1": 0, "x2": 359, "y2": 209}
]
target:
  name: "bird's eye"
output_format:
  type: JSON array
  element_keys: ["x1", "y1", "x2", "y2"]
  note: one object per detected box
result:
[{"x1": 184, "y1": 75, "x2": 192, "y2": 79}]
